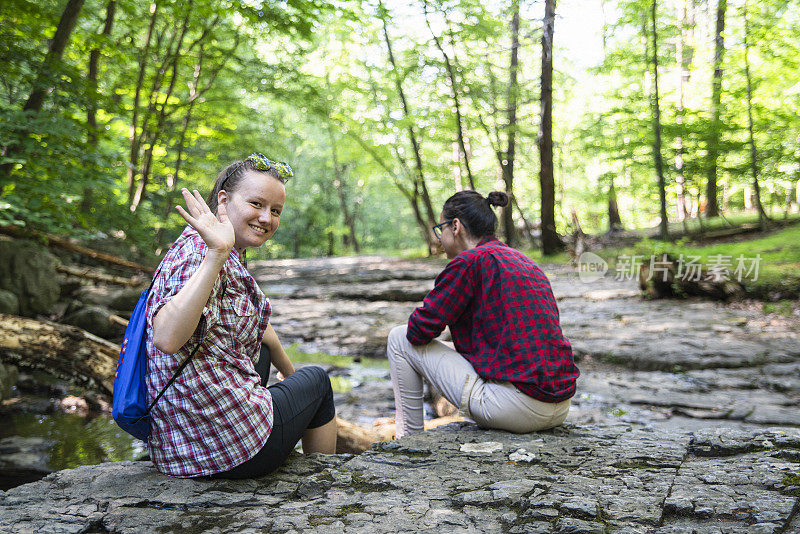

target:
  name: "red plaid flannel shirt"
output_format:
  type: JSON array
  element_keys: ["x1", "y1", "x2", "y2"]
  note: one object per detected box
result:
[
  {"x1": 145, "y1": 226, "x2": 273, "y2": 477},
  {"x1": 407, "y1": 237, "x2": 579, "y2": 403}
]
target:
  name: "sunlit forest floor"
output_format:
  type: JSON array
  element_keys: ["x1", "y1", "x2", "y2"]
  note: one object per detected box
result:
[{"x1": 593, "y1": 214, "x2": 800, "y2": 301}]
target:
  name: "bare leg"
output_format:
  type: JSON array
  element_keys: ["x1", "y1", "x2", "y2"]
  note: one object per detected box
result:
[{"x1": 301, "y1": 417, "x2": 337, "y2": 454}]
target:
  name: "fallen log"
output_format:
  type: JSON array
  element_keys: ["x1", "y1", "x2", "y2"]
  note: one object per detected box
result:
[
  {"x1": 56, "y1": 264, "x2": 145, "y2": 287},
  {"x1": 0, "y1": 226, "x2": 154, "y2": 273},
  {"x1": 364, "y1": 414, "x2": 465, "y2": 446},
  {"x1": 430, "y1": 387, "x2": 459, "y2": 417},
  {"x1": 108, "y1": 314, "x2": 129, "y2": 328},
  {"x1": 683, "y1": 222, "x2": 762, "y2": 242},
  {"x1": 335, "y1": 416, "x2": 384, "y2": 454},
  {"x1": 0, "y1": 313, "x2": 117, "y2": 395}
]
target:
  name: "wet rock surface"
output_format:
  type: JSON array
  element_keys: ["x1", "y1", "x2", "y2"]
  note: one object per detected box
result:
[
  {"x1": 0, "y1": 239, "x2": 61, "y2": 317},
  {"x1": 0, "y1": 436, "x2": 53, "y2": 491},
  {"x1": 0, "y1": 363, "x2": 17, "y2": 401},
  {"x1": 1, "y1": 423, "x2": 798, "y2": 533}
]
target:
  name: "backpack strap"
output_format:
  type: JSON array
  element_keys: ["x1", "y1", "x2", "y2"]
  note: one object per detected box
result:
[
  {"x1": 137, "y1": 267, "x2": 227, "y2": 421},
  {"x1": 142, "y1": 333, "x2": 206, "y2": 416}
]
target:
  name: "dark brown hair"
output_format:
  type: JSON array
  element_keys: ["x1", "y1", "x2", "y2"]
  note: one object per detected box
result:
[
  {"x1": 206, "y1": 160, "x2": 284, "y2": 214},
  {"x1": 442, "y1": 190, "x2": 509, "y2": 238}
]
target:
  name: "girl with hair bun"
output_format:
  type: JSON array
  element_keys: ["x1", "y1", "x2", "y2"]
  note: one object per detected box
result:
[{"x1": 387, "y1": 190, "x2": 579, "y2": 436}]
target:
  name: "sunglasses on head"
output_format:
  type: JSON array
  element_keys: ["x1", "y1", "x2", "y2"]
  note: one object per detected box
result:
[{"x1": 221, "y1": 153, "x2": 294, "y2": 189}]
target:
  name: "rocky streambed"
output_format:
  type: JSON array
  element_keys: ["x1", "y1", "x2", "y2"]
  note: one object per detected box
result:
[
  {"x1": 254, "y1": 255, "x2": 800, "y2": 432},
  {"x1": 2, "y1": 254, "x2": 800, "y2": 532}
]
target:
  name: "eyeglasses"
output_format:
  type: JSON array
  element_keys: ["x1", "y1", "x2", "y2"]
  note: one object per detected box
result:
[
  {"x1": 432, "y1": 219, "x2": 454, "y2": 239},
  {"x1": 221, "y1": 153, "x2": 294, "y2": 189}
]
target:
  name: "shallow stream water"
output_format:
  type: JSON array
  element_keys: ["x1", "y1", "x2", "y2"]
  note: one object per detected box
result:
[
  {"x1": 0, "y1": 349, "x2": 396, "y2": 490},
  {"x1": 0, "y1": 412, "x2": 147, "y2": 471}
]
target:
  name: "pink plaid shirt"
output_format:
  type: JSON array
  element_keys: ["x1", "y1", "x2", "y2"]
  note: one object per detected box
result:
[{"x1": 145, "y1": 226, "x2": 273, "y2": 478}]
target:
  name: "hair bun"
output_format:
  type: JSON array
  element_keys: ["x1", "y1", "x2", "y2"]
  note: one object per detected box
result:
[{"x1": 486, "y1": 191, "x2": 509, "y2": 208}]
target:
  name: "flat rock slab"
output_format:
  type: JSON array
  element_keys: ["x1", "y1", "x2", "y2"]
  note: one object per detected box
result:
[
  {"x1": 574, "y1": 363, "x2": 800, "y2": 427},
  {"x1": 253, "y1": 256, "x2": 800, "y2": 432},
  {"x1": 2, "y1": 423, "x2": 799, "y2": 533}
]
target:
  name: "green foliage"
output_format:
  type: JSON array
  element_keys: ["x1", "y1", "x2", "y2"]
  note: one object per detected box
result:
[{"x1": 762, "y1": 300, "x2": 796, "y2": 317}]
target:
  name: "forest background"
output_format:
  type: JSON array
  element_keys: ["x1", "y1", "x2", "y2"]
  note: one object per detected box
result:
[{"x1": 1, "y1": 0, "x2": 799, "y2": 262}]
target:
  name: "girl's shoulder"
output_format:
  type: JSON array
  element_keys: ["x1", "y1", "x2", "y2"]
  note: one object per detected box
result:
[
  {"x1": 159, "y1": 226, "x2": 205, "y2": 264},
  {"x1": 173, "y1": 225, "x2": 206, "y2": 254}
]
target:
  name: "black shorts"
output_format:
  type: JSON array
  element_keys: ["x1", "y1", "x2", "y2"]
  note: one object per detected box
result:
[{"x1": 210, "y1": 345, "x2": 335, "y2": 479}]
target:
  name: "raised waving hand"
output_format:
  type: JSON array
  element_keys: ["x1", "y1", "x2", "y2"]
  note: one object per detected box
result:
[{"x1": 175, "y1": 188, "x2": 235, "y2": 256}]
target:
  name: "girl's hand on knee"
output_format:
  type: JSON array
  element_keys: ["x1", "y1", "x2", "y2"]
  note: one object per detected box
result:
[{"x1": 276, "y1": 367, "x2": 295, "y2": 381}]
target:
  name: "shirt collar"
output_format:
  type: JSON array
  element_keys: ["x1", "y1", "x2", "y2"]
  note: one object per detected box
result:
[{"x1": 234, "y1": 248, "x2": 247, "y2": 267}]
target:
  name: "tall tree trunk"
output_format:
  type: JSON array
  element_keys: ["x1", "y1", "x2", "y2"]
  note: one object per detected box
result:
[
  {"x1": 422, "y1": 0, "x2": 475, "y2": 190},
  {"x1": 796, "y1": 178, "x2": 800, "y2": 208},
  {"x1": 599, "y1": 0, "x2": 622, "y2": 233},
  {"x1": 154, "y1": 32, "x2": 236, "y2": 246},
  {"x1": 743, "y1": 0, "x2": 767, "y2": 229},
  {"x1": 539, "y1": 0, "x2": 561, "y2": 254},
  {"x1": 359, "y1": 65, "x2": 434, "y2": 252},
  {"x1": 327, "y1": 119, "x2": 360, "y2": 252},
  {"x1": 23, "y1": 0, "x2": 86, "y2": 113},
  {"x1": 321, "y1": 70, "x2": 359, "y2": 251},
  {"x1": 379, "y1": 0, "x2": 437, "y2": 252},
  {"x1": 674, "y1": 0, "x2": 688, "y2": 223},
  {"x1": 130, "y1": 5, "x2": 193, "y2": 211},
  {"x1": 503, "y1": 0, "x2": 520, "y2": 248},
  {"x1": 171, "y1": 59, "x2": 201, "y2": 194},
  {"x1": 705, "y1": 0, "x2": 726, "y2": 218},
  {"x1": 451, "y1": 142, "x2": 463, "y2": 191},
  {"x1": 608, "y1": 180, "x2": 622, "y2": 231},
  {"x1": 87, "y1": 1, "x2": 116, "y2": 147},
  {"x1": 156, "y1": 95, "x2": 196, "y2": 247},
  {"x1": 0, "y1": 0, "x2": 86, "y2": 179},
  {"x1": 650, "y1": 0, "x2": 669, "y2": 240},
  {"x1": 127, "y1": 2, "x2": 159, "y2": 205},
  {"x1": 82, "y1": 0, "x2": 117, "y2": 215}
]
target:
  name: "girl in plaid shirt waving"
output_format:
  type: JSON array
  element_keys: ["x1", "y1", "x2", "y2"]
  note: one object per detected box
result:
[
  {"x1": 146, "y1": 154, "x2": 336, "y2": 478},
  {"x1": 387, "y1": 190, "x2": 579, "y2": 437}
]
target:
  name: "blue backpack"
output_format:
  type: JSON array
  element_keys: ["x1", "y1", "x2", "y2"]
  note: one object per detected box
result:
[{"x1": 112, "y1": 277, "x2": 208, "y2": 441}]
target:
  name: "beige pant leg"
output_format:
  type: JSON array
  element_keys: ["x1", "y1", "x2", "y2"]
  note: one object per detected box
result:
[
  {"x1": 386, "y1": 324, "x2": 571, "y2": 436},
  {"x1": 387, "y1": 325, "x2": 479, "y2": 438}
]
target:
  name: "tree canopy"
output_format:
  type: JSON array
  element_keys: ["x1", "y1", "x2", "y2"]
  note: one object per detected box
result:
[{"x1": 2, "y1": 0, "x2": 799, "y2": 260}]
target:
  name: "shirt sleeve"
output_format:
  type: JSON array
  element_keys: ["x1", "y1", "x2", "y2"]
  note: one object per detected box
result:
[
  {"x1": 407, "y1": 255, "x2": 475, "y2": 345},
  {"x1": 147, "y1": 233, "x2": 222, "y2": 345}
]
